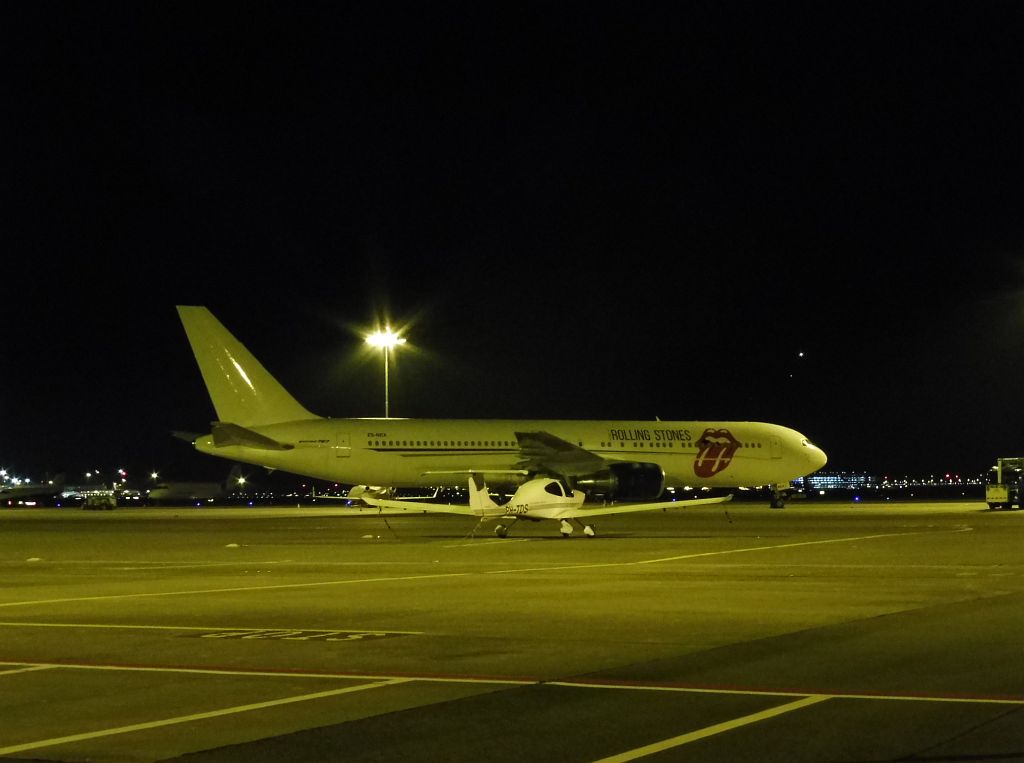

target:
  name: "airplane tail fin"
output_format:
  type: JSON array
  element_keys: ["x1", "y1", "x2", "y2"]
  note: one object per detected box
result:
[
  {"x1": 468, "y1": 474, "x2": 501, "y2": 517},
  {"x1": 224, "y1": 464, "x2": 245, "y2": 492},
  {"x1": 176, "y1": 306, "x2": 319, "y2": 427}
]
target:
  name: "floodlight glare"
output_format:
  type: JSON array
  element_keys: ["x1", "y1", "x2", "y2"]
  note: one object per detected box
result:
[
  {"x1": 365, "y1": 326, "x2": 407, "y2": 418},
  {"x1": 365, "y1": 328, "x2": 407, "y2": 349}
]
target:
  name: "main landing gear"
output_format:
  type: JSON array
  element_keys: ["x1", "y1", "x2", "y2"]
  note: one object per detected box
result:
[
  {"x1": 494, "y1": 519, "x2": 517, "y2": 538},
  {"x1": 493, "y1": 518, "x2": 596, "y2": 538},
  {"x1": 559, "y1": 519, "x2": 596, "y2": 538}
]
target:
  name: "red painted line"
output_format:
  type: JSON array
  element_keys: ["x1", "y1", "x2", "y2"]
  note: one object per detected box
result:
[
  {"x1": 553, "y1": 677, "x2": 1024, "y2": 704},
  {"x1": 0, "y1": 657, "x2": 540, "y2": 685},
  {"x1": 3, "y1": 658, "x2": 1020, "y2": 704}
]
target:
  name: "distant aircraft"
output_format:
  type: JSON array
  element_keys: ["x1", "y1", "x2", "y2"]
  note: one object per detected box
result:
[
  {"x1": 0, "y1": 474, "x2": 65, "y2": 506},
  {"x1": 147, "y1": 465, "x2": 245, "y2": 505},
  {"x1": 364, "y1": 475, "x2": 732, "y2": 538},
  {"x1": 175, "y1": 306, "x2": 827, "y2": 525}
]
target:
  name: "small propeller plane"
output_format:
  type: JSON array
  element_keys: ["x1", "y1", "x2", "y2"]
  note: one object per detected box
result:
[{"x1": 361, "y1": 474, "x2": 731, "y2": 538}]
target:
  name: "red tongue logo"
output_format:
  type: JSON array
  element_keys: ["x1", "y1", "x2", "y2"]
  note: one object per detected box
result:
[{"x1": 694, "y1": 428, "x2": 740, "y2": 478}]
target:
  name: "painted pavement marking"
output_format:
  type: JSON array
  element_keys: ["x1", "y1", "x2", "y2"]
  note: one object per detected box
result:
[
  {"x1": 589, "y1": 695, "x2": 831, "y2": 762},
  {"x1": 0, "y1": 678, "x2": 410, "y2": 756},
  {"x1": 485, "y1": 528, "x2": 971, "y2": 575},
  {"x1": 0, "y1": 621, "x2": 422, "y2": 636},
  {"x1": 0, "y1": 571, "x2": 472, "y2": 608},
  {"x1": 0, "y1": 660, "x2": 538, "y2": 685},
  {"x1": 1, "y1": 660, "x2": 1020, "y2": 704},
  {"x1": 0, "y1": 528, "x2": 975, "y2": 608},
  {"x1": 0, "y1": 664, "x2": 54, "y2": 677},
  {"x1": 550, "y1": 680, "x2": 1024, "y2": 705}
]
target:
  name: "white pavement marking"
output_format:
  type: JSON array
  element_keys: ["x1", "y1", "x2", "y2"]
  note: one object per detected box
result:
[
  {"x1": 634, "y1": 528, "x2": 973, "y2": 565},
  {"x1": 590, "y1": 695, "x2": 831, "y2": 762},
  {"x1": 442, "y1": 538, "x2": 533, "y2": 548},
  {"x1": 0, "y1": 621, "x2": 423, "y2": 635},
  {"x1": 0, "y1": 528, "x2": 974, "y2": 607},
  {"x1": 0, "y1": 677, "x2": 410, "y2": 756},
  {"x1": 3, "y1": 660, "x2": 1019, "y2": 705},
  {"x1": 0, "y1": 664, "x2": 54, "y2": 676},
  {"x1": 0, "y1": 571, "x2": 472, "y2": 608},
  {"x1": 485, "y1": 528, "x2": 970, "y2": 575}
]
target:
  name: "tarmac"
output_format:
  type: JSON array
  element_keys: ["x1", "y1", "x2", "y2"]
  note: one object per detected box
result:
[{"x1": 0, "y1": 500, "x2": 1022, "y2": 762}]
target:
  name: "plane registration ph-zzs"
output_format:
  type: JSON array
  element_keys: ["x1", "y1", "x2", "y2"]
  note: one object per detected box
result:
[{"x1": 177, "y1": 306, "x2": 827, "y2": 537}]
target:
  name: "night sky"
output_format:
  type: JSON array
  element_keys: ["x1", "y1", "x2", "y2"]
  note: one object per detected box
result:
[{"x1": 4, "y1": 4, "x2": 1023, "y2": 485}]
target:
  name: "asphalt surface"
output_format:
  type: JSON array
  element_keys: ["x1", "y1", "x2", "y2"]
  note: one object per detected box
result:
[{"x1": 0, "y1": 501, "x2": 1022, "y2": 762}]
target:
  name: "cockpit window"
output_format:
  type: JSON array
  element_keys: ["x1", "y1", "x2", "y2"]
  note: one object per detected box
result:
[{"x1": 544, "y1": 481, "x2": 564, "y2": 497}]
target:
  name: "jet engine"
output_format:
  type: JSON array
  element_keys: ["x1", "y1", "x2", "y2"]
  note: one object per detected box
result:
[{"x1": 574, "y1": 462, "x2": 665, "y2": 500}]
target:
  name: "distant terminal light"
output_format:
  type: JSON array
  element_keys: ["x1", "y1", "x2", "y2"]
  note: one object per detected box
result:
[
  {"x1": 805, "y1": 472, "x2": 876, "y2": 490},
  {"x1": 802, "y1": 472, "x2": 983, "y2": 491}
]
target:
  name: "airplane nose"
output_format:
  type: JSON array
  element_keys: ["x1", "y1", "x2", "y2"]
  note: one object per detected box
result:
[{"x1": 808, "y1": 443, "x2": 827, "y2": 472}]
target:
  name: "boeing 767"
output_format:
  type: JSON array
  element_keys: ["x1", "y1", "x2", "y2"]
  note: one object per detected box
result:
[{"x1": 176, "y1": 306, "x2": 826, "y2": 534}]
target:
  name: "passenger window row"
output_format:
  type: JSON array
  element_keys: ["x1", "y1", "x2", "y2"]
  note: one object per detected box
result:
[{"x1": 368, "y1": 440, "x2": 515, "y2": 448}]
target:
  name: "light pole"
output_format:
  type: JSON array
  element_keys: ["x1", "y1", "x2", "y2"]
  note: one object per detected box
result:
[{"x1": 365, "y1": 327, "x2": 406, "y2": 418}]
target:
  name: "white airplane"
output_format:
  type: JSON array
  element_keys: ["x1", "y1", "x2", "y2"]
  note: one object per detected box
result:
[
  {"x1": 176, "y1": 306, "x2": 827, "y2": 528},
  {"x1": 147, "y1": 465, "x2": 246, "y2": 505},
  {"x1": 0, "y1": 473, "x2": 65, "y2": 506},
  {"x1": 362, "y1": 474, "x2": 733, "y2": 538},
  {"x1": 147, "y1": 481, "x2": 226, "y2": 504}
]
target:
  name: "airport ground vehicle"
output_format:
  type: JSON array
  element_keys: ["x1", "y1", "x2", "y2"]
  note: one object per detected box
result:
[
  {"x1": 985, "y1": 457, "x2": 1024, "y2": 509},
  {"x1": 81, "y1": 490, "x2": 117, "y2": 510}
]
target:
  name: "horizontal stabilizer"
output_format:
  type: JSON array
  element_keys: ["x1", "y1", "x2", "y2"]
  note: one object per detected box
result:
[{"x1": 211, "y1": 422, "x2": 294, "y2": 451}]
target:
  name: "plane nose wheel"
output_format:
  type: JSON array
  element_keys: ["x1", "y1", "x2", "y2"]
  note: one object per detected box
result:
[{"x1": 494, "y1": 524, "x2": 509, "y2": 538}]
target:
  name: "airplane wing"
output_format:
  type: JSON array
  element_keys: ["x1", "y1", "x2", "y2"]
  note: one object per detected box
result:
[
  {"x1": 558, "y1": 493, "x2": 731, "y2": 518},
  {"x1": 361, "y1": 476, "x2": 504, "y2": 517},
  {"x1": 514, "y1": 430, "x2": 607, "y2": 476},
  {"x1": 361, "y1": 485, "x2": 731, "y2": 518},
  {"x1": 420, "y1": 432, "x2": 610, "y2": 483},
  {"x1": 358, "y1": 496, "x2": 481, "y2": 516}
]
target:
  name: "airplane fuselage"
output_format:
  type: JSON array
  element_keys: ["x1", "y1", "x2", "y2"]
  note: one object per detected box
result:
[
  {"x1": 176, "y1": 306, "x2": 828, "y2": 505},
  {"x1": 194, "y1": 417, "x2": 824, "y2": 491},
  {"x1": 148, "y1": 482, "x2": 224, "y2": 502}
]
